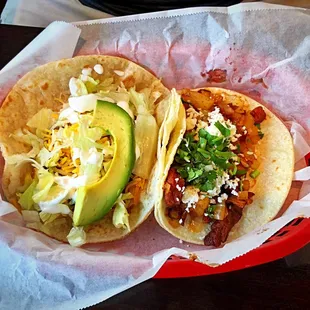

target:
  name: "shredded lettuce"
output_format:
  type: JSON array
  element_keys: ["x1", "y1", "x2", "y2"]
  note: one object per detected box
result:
[
  {"x1": 39, "y1": 203, "x2": 71, "y2": 215},
  {"x1": 67, "y1": 226, "x2": 86, "y2": 247},
  {"x1": 10, "y1": 129, "x2": 43, "y2": 157},
  {"x1": 37, "y1": 185, "x2": 69, "y2": 207},
  {"x1": 112, "y1": 193, "x2": 133, "y2": 230},
  {"x1": 54, "y1": 175, "x2": 88, "y2": 188},
  {"x1": 112, "y1": 201, "x2": 130, "y2": 230},
  {"x1": 32, "y1": 170, "x2": 54, "y2": 203},
  {"x1": 22, "y1": 210, "x2": 40, "y2": 223},
  {"x1": 17, "y1": 172, "x2": 33, "y2": 193},
  {"x1": 26, "y1": 108, "x2": 55, "y2": 130},
  {"x1": 97, "y1": 77, "x2": 117, "y2": 92},
  {"x1": 129, "y1": 88, "x2": 151, "y2": 115},
  {"x1": 58, "y1": 107, "x2": 79, "y2": 124},
  {"x1": 69, "y1": 78, "x2": 88, "y2": 97},
  {"x1": 39, "y1": 212, "x2": 61, "y2": 224},
  {"x1": 100, "y1": 90, "x2": 130, "y2": 103},
  {"x1": 37, "y1": 147, "x2": 59, "y2": 167},
  {"x1": 119, "y1": 192, "x2": 134, "y2": 201},
  {"x1": 73, "y1": 117, "x2": 105, "y2": 151},
  {"x1": 18, "y1": 180, "x2": 37, "y2": 210},
  {"x1": 69, "y1": 94, "x2": 102, "y2": 113},
  {"x1": 6, "y1": 155, "x2": 42, "y2": 170},
  {"x1": 82, "y1": 76, "x2": 99, "y2": 93}
]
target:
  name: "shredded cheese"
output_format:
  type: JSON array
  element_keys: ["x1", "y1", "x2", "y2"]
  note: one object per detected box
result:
[{"x1": 125, "y1": 176, "x2": 146, "y2": 209}]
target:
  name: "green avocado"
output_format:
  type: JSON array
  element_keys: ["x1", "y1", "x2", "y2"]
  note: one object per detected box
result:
[{"x1": 73, "y1": 100, "x2": 135, "y2": 227}]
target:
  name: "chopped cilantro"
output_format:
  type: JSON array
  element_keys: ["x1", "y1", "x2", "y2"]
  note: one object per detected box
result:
[
  {"x1": 229, "y1": 164, "x2": 237, "y2": 176},
  {"x1": 187, "y1": 167, "x2": 204, "y2": 182},
  {"x1": 197, "y1": 148, "x2": 210, "y2": 159},
  {"x1": 205, "y1": 205, "x2": 215, "y2": 218},
  {"x1": 200, "y1": 181, "x2": 215, "y2": 192},
  {"x1": 199, "y1": 137, "x2": 207, "y2": 149},
  {"x1": 250, "y1": 169, "x2": 260, "y2": 179},
  {"x1": 214, "y1": 121, "x2": 231, "y2": 137},
  {"x1": 174, "y1": 119, "x2": 241, "y2": 189},
  {"x1": 214, "y1": 150, "x2": 234, "y2": 159},
  {"x1": 236, "y1": 169, "x2": 247, "y2": 176}
]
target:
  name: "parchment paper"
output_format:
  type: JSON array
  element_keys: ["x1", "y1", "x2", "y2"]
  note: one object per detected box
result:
[{"x1": 0, "y1": 3, "x2": 310, "y2": 310}]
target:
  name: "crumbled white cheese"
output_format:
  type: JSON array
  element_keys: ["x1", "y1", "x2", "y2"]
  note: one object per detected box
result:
[
  {"x1": 198, "y1": 107, "x2": 237, "y2": 138},
  {"x1": 226, "y1": 178, "x2": 240, "y2": 190},
  {"x1": 231, "y1": 190, "x2": 239, "y2": 196},
  {"x1": 94, "y1": 64, "x2": 103, "y2": 74},
  {"x1": 179, "y1": 239, "x2": 183, "y2": 244},
  {"x1": 182, "y1": 186, "x2": 199, "y2": 211},
  {"x1": 217, "y1": 193, "x2": 228, "y2": 203},
  {"x1": 210, "y1": 198, "x2": 216, "y2": 204},
  {"x1": 221, "y1": 193, "x2": 228, "y2": 200},
  {"x1": 207, "y1": 172, "x2": 230, "y2": 197}
]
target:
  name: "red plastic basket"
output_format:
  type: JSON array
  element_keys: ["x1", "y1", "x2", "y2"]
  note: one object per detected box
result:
[{"x1": 154, "y1": 153, "x2": 310, "y2": 278}]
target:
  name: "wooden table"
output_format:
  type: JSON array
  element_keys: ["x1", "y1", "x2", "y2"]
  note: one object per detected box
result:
[{"x1": 0, "y1": 24, "x2": 309, "y2": 310}]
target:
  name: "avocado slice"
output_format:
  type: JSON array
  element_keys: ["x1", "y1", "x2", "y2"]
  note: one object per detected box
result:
[{"x1": 73, "y1": 100, "x2": 135, "y2": 226}]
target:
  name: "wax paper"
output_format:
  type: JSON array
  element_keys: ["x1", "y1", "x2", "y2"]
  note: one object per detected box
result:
[{"x1": 0, "y1": 3, "x2": 309, "y2": 309}]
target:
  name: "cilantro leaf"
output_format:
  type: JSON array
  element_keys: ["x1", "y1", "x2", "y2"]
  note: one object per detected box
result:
[
  {"x1": 200, "y1": 181, "x2": 215, "y2": 192},
  {"x1": 214, "y1": 150, "x2": 234, "y2": 159},
  {"x1": 187, "y1": 167, "x2": 204, "y2": 182},
  {"x1": 199, "y1": 137, "x2": 207, "y2": 149},
  {"x1": 197, "y1": 148, "x2": 211, "y2": 159},
  {"x1": 214, "y1": 121, "x2": 231, "y2": 137}
]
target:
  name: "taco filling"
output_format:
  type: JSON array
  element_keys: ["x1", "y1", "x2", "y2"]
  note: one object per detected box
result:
[
  {"x1": 4, "y1": 60, "x2": 171, "y2": 246},
  {"x1": 163, "y1": 89, "x2": 267, "y2": 247}
]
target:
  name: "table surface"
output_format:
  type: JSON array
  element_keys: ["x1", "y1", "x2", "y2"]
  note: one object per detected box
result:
[{"x1": 0, "y1": 23, "x2": 309, "y2": 310}]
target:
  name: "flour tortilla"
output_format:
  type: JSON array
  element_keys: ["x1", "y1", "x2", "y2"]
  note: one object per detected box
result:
[
  {"x1": 155, "y1": 87, "x2": 294, "y2": 245},
  {"x1": 0, "y1": 55, "x2": 174, "y2": 244}
]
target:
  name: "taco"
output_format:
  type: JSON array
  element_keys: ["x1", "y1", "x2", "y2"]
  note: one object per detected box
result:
[
  {"x1": 0, "y1": 55, "x2": 181, "y2": 246},
  {"x1": 155, "y1": 87, "x2": 294, "y2": 247}
]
